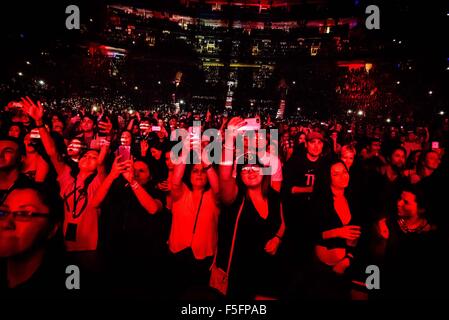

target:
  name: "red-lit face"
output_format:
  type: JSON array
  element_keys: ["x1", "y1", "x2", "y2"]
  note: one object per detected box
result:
[
  {"x1": 331, "y1": 162, "x2": 349, "y2": 190},
  {"x1": 298, "y1": 133, "x2": 306, "y2": 145},
  {"x1": 120, "y1": 131, "x2": 132, "y2": 146},
  {"x1": 169, "y1": 118, "x2": 177, "y2": 128},
  {"x1": 341, "y1": 151, "x2": 355, "y2": 169},
  {"x1": 134, "y1": 161, "x2": 151, "y2": 185},
  {"x1": 0, "y1": 140, "x2": 21, "y2": 170},
  {"x1": 425, "y1": 151, "x2": 440, "y2": 170},
  {"x1": 132, "y1": 124, "x2": 140, "y2": 136},
  {"x1": 67, "y1": 139, "x2": 82, "y2": 157},
  {"x1": 390, "y1": 149, "x2": 406, "y2": 169},
  {"x1": 369, "y1": 141, "x2": 381, "y2": 155},
  {"x1": 408, "y1": 132, "x2": 417, "y2": 142},
  {"x1": 0, "y1": 189, "x2": 52, "y2": 258},
  {"x1": 397, "y1": 191, "x2": 418, "y2": 218},
  {"x1": 140, "y1": 121, "x2": 151, "y2": 135},
  {"x1": 78, "y1": 150, "x2": 99, "y2": 172},
  {"x1": 8, "y1": 125, "x2": 21, "y2": 139},
  {"x1": 306, "y1": 139, "x2": 323, "y2": 158},
  {"x1": 150, "y1": 148, "x2": 162, "y2": 160},
  {"x1": 51, "y1": 116, "x2": 64, "y2": 133},
  {"x1": 190, "y1": 164, "x2": 208, "y2": 189},
  {"x1": 240, "y1": 165, "x2": 263, "y2": 188},
  {"x1": 81, "y1": 117, "x2": 94, "y2": 133}
]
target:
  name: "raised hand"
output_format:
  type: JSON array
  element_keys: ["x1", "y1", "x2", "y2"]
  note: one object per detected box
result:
[
  {"x1": 121, "y1": 159, "x2": 135, "y2": 183},
  {"x1": 21, "y1": 96, "x2": 44, "y2": 122},
  {"x1": 140, "y1": 140, "x2": 149, "y2": 157},
  {"x1": 110, "y1": 156, "x2": 129, "y2": 179},
  {"x1": 98, "y1": 116, "x2": 113, "y2": 135}
]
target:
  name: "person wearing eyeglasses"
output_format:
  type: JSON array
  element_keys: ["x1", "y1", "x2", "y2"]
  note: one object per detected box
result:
[
  {"x1": 215, "y1": 117, "x2": 285, "y2": 299},
  {"x1": 0, "y1": 184, "x2": 65, "y2": 296}
]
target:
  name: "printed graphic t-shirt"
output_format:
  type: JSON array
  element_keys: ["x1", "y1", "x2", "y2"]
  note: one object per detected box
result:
[{"x1": 58, "y1": 166, "x2": 103, "y2": 252}]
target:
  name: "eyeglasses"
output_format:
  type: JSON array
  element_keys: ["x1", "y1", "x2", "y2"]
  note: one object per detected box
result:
[
  {"x1": 241, "y1": 166, "x2": 261, "y2": 173},
  {"x1": 0, "y1": 210, "x2": 49, "y2": 222}
]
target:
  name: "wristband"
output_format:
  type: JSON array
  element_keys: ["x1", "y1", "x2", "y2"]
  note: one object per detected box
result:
[
  {"x1": 275, "y1": 234, "x2": 283, "y2": 241},
  {"x1": 223, "y1": 144, "x2": 235, "y2": 151},
  {"x1": 130, "y1": 181, "x2": 139, "y2": 190}
]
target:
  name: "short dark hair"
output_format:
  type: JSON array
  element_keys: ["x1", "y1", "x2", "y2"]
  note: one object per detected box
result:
[
  {"x1": 11, "y1": 180, "x2": 63, "y2": 224},
  {"x1": 388, "y1": 146, "x2": 407, "y2": 161},
  {"x1": 0, "y1": 134, "x2": 25, "y2": 156},
  {"x1": 400, "y1": 183, "x2": 427, "y2": 214}
]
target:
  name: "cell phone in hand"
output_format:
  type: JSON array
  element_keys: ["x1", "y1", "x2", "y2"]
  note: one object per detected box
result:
[
  {"x1": 152, "y1": 126, "x2": 161, "y2": 132},
  {"x1": 238, "y1": 118, "x2": 261, "y2": 132},
  {"x1": 118, "y1": 145, "x2": 131, "y2": 162},
  {"x1": 30, "y1": 128, "x2": 41, "y2": 139},
  {"x1": 431, "y1": 141, "x2": 440, "y2": 149}
]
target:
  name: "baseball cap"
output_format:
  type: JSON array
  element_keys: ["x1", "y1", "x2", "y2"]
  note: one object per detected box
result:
[{"x1": 306, "y1": 131, "x2": 325, "y2": 142}]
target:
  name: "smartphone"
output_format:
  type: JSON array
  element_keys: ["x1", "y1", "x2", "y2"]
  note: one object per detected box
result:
[
  {"x1": 238, "y1": 118, "x2": 261, "y2": 131},
  {"x1": 152, "y1": 126, "x2": 161, "y2": 132},
  {"x1": 118, "y1": 145, "x2": 131, "y2": 162},
  {"x1": 432, "y1": 141, "x2": 440, "y2": 149},
  {"x1": 139, "y1": 123, "x2": 150, "y2": 130},
  {"x1": 30, "y1": 128, "x2": 41, "y2": 139}
]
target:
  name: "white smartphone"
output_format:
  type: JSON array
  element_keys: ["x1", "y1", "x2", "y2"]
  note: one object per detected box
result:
[
  {"x1": 30, "y1": 128, "x2": 41, "y2": 139},
  {"x1": 238, "y1": 118, "x2": 261, "y2": 131}
]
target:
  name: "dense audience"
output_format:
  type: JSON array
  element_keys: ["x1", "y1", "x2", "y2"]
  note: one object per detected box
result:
[{"x1": 1, "y1": 94, "x2": 448, "y2": 299}]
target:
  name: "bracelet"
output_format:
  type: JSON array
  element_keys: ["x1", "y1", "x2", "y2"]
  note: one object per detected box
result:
[
  {"x1": 130, "y1": 181, "x2": 139, "y2": 190},
  {"x1": 223, "y1": 144, "x2": 235, "y2": 151},
  {"x1": 275, "y1": 234, "x2": 283, "y2": 241}
]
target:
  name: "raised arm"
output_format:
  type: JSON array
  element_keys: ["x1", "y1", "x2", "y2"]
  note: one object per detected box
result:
[
  {"x1": 122, "y1": 159, "x2": 162, "y2": 215},
  {"x1": 96, "y1": 116, "x2": 113, "y2": 178},
  {"x1": 91, "y1": 155, "x2": 127, "y2": 209},
  {"x1": 219, "y1": 117, "x2": 245, "y2": 206},
  {"x1": 171, "y1": 147, "x2": 188, "y2": 202},
  {"x1": 34, "y1": 156, "x2": 49, "y2": 183},
  {"x1": 21, "y1": 97, "x2": 67, "y2": 176}
]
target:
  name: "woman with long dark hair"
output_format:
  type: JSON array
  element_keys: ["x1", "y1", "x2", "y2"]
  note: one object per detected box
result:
[
  {"x1": 214, "y1": 117, "x2": 285, "y2": 299},
  {"x1": 307, "y1": 159, "x2": 361, "y2": 299},
  {"x1": 168, "y1": 145, "x2": 220, "y2": 297}
]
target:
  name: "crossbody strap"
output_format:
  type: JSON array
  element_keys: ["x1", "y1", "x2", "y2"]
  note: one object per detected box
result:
[{"x1": 226, "y1": 197, "x2": 246, "y2": 275}]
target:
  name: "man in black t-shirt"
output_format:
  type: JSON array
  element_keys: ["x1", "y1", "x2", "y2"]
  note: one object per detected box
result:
[{"x1": 282, "y1": 132, "x2": 327, "y2": 263}]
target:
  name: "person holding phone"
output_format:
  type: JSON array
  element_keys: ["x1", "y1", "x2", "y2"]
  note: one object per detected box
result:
[
  {"x1": 21, "y1": 133, "x2": 49, "y2": 183},
  {"x1": 168, "y1": 142, "x2": 220, "y2": 298},
  {"x1": 21, "y1": 97, "x2": 110, "y2": 272}
]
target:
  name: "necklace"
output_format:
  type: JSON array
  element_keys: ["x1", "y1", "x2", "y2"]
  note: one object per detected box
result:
[{"x1": 398, "y1": 218, "x2": 428, "y2": 234}]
